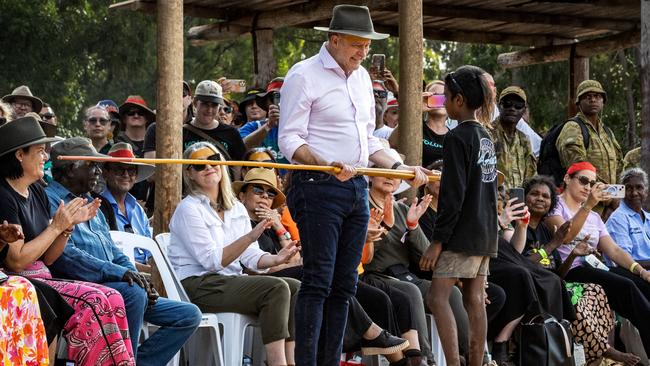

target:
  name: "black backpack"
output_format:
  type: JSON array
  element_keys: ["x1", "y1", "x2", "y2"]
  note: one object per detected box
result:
[{"x1": 537, "y1": 116, "x2": 614, "y2": 186}]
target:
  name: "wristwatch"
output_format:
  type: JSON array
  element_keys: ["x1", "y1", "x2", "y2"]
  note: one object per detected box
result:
[{"x1": 279, "y1": 232, "x2": 292, "y2": 241}]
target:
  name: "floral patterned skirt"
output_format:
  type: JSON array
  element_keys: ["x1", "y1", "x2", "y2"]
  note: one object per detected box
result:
[{"x1": 0, "y1": 275, "x2": 49, "y2": 366}]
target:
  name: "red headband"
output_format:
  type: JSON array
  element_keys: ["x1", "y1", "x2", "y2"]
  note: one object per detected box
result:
[{"x1": 566, "y1": 161, "x2": 596, "y2": 176}]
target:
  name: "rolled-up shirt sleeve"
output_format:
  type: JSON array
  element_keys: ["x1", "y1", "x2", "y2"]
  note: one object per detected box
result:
[
  {"x1": 278, "y1": 70, "x2": 312, "y2": 163},
  {"x1": 173, "y1": 202, "x2": 224, "y2": 273}
]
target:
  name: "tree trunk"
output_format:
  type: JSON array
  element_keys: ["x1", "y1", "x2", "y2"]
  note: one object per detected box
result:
[
  {"x1": 154, "y1": 0, "x2": 183, "y2": 235},
  {"x1": 397, "y1": 0, "x2": 423, "y2": 199},
  {"x1": 568, "y1": 52, "x2": 589, "y2": 117},
  {"x1": 252, "y1": 29, "x2": 276, "y2": 88}
]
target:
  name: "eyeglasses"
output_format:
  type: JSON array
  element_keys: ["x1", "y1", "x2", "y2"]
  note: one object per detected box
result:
[
  {"x1": 500, "y1": 100, "x2": 526, "y2": 110},
  {"x1": 250, "y1": 185, "x2": 277, "y2": 199},
  {"x1": 111, "y1": 165, "x2": 138, "y2": 177},
  {"x1": 373, "y1": 90, "x2": 388, "y2": 99},
  {"x1": 574, "y1": 175, "x2": 597, "y2": 187},
  {"x1": 12, "y1": 101, "x2": 32, "y2": 109},
  {"x1": 87, "y1": 117, "x2": 110, "y2": 125},
  {"x1": 221, "y1": 106, "x2": 233, "y2": 114},
  {"x1": 40, "y1": 113, "x2": 55, "y2": 120},
  {"x1": 79, "y1": 161, "x2": 101, "y2": 172},
  {"x1": 190, "y1": 153, "x2": 222, "y2": 171},
  {"x1": 126, "y1": 110, "x2": 143, "y2": 117}
]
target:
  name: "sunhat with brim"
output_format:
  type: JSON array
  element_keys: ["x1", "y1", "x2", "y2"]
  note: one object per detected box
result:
[
  {"x1": 2, "y1": 85, "x2": 43, "y2": 113},
  {"x1": 104, "y1": 142, "x2": 155, "y2": 183},
  {"x1": 314, "y1": 5, "x2": 389, "y2": 40},
  {"x1": 24, "y1": 112, "x2": 58, "y2": 138},
  {"x1": 238, "y1": 88, "x2": 268, "y2": 111},
  {"x1": 0, "y1": 116, "x2": 60, "y2": 157},
  {"x1": 50, "y1": 137, "x2": 108, "y2": 169},
  {"x1": 119, "y1": 95, "x2": 156, "y2": 123},
  {"x1": 386, "y1": 98, "x2": 398, "y2": 110},
  {"x1": 232, "y1": 168, "x2": 285, "y2": 209},
  {"x1": 575, "y1": 80, "x2": 607, "y2": 104}
]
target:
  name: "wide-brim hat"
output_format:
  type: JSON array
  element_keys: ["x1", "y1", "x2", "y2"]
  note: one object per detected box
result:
[
  {"x1": 50, "y1": 137, "x2": 108, "y2": 168},
  {"x1": 232, "y1": 167, "x2": 285, "y2": 209},
  {"x1": 0, "y1": 116, "x2": 60, "y2": 157},
  {"x1": 238, "y1": 88, "x2": 268, "y2": 111},
  {"x1": 575, "y1": 80, "x2": 607, "y2": 104},
  {"x1": 314, "y1": 5, "x2": 389, "y2": 40},
  {"x1": 2, "y1": 85, "x2": 43, "y2": 112},
  {"x1": 24, "y1": 112, "x2": 58, "y2": 138},
  {"x1": 104, "y1": 142, "x2": 155, "y2": 183},
  {"x1": 119, "y1": 95, "x2": 156, "y2": 123}
]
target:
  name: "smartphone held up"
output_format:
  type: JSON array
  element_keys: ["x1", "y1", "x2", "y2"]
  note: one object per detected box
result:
[{"x1": 371, "y1": 54, "x2": 385, "y2": 74}]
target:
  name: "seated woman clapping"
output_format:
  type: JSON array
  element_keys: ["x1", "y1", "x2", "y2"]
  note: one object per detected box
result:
[
  {"x1": 0, "y1": 117, "x2": 135, "y2": 365},
  {"x1": 168, "y1": 142, "x2": 300, "y2": 366}
]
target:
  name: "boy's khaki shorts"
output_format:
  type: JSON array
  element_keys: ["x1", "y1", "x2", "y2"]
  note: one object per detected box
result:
[{"x1": 431, "y1": 251, "x2": 490, "y2": 279}]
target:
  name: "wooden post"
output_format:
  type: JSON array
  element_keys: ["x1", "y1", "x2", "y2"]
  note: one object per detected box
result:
[
  {"x1": 641, "y1": 0, "x2": 650, "y2": 208},
  {"x1": 252, "y1": 29, "x2": 276, "y2": 87},
  {"x1": 154, "y1": 0, "x2": 183, "y2": 235},
  {"x1": 398, "y1": 0, "x2": 423, "y2": 199},
  {"x1": 568, "y1": 46, "x2": 589, "y2": 117}
]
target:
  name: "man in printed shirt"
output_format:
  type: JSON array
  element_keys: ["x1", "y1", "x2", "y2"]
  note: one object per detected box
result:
[{"x1": 278, "y1": 5, "x2": 427, "y2": 365}]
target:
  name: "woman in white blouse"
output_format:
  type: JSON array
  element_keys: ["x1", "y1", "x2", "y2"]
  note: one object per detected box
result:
[{"x1": 169, "y1": 142, "x2": 300, "y2": 366}]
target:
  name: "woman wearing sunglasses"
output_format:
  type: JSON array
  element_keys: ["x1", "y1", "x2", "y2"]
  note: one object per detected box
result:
[
  {"x1": 168, "y1": 142, "x2": 301, "y2": 366},
  {"x1": 545, "y1": 161, "x2": 650, "y2": 355}
]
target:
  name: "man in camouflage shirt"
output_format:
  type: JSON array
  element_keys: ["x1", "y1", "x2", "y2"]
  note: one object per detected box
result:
[
  {"x1": 492, "y1": 86, "x2": 536, "y2": 188},
  {"x1": 623, "y1": 147, "x2": 640, "y2": 171},
  {"x1": 556, "y1": 79, "x2": 622, "y2": 215}
]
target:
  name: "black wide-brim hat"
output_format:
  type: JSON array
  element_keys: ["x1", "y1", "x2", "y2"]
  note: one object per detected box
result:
[
  {"x1": 238, "y1": 88, "x2": 268, "y2": 111},
  {"x1": 0, "y1": 116, "x2": 60, "y2": 157},
  {"x1": 314, "y1": 5, "x2": 389, "y2": 40}
]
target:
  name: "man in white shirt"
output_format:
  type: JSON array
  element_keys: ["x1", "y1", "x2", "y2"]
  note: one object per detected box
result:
[{"x1": 278, "y1": 5, "x2": 427, "y2": 365}]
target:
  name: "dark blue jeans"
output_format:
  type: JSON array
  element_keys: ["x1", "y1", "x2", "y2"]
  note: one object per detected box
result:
[
  {"x1": 288, "y1": 171, "x2": 369, "y2": 366},
  {"x1": 105, "y1": 282, "x2": 202, "y2": 366}
]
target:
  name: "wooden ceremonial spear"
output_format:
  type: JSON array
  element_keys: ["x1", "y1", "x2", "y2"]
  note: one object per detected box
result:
[{"x1": 57, "y1": 156, "x2": 441, "y2": 182}]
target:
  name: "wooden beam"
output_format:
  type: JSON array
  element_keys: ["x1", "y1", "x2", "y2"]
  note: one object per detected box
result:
[
  {"x1": 422, "y1": 27, "x2": 573, "y2": 47},
  {"x1": 568, "y1": 52, "x2": 589, "y2": 116},
  {"x1": 111, "y1": 0, "x2": 231, "y2": 19},
  {"x1": 398, "y1": 0, "x2": 423, "y2": 200},
  {"x1": 497, "y1": 29, "x2": 640, "y2": 68},
  {"x1": 154, "y1": 0, "x2": 183, "y2": 235},
  {"x1": 418, "y1": 4, "x2": 636, "y2": 31},
  {"x1": 252, "y1": 29, "x2": 276, "y2": 87},
  {"x1": 641, "y1": 0, "x2": 650, "y2": 208},
  {"x1": 187, "y1": 23, "x2": 250, "y2": 43},
  {"x1": 187, "y1": 0, "x2": 394, "y2": 41}
]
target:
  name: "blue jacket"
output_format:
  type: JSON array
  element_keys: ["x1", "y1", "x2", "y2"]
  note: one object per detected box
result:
[{"x1": 45, "y1": 181, "x2": 135, "y2": 283}]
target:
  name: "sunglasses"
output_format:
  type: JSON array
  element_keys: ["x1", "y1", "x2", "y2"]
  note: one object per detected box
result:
[
  {"x1": 250, "y1": 185, "x2": 277, "y2": 199},
  {"x1": 40, "y1": 113, "x2": 55, "y2": 120},
  {"x1": 500, "y1": 100, "x2": 526, "y2": 110},
  {"x1": 190, "y1": 153, "x2": 222, "y2": 171},
  {"x1": 111, "y1": 165, "x2": 138, "y2": 176},
  {"x1": 574, "y1": 175, "x2": 597, "y2": 187},
  {"x1": 374, "y1": 90, "x2": 388, "y2": 99},
  {"x1": 87, "y1": 117, "x2": 110, "y2": 125},
  {"x1": 221, "y1": 106, "x2": 233, "y2": 114},
  {"x1": 126, "y1": 110, "x2": 143, "y2": 117}
]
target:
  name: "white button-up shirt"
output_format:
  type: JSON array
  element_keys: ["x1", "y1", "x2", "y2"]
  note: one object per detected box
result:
[
  {"x1": 168, "y1": 194, "x2": 268, "y2": 280},
  {"x1": 278, "y1": 43, "x2": 384, "y2": 168}
]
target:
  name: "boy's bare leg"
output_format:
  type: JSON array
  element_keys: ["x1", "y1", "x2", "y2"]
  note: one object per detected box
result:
[
  {"x1": 427, "y1": 277, "x2": 461, "y2": 366},
  {"x1": 462, "y1": 275, "x2": 488, "y2": 366}
]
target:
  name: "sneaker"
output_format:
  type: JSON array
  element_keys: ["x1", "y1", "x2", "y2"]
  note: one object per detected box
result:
[{"x1": 361, "y1": 330, "x2": 410, "y2": 356}]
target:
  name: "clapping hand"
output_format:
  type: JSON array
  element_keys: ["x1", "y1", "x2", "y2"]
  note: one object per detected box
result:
[
  {"x1": 0, "y1": 221, "x2": 23, "y2": 244},
  {"x1": 406, "y1": 194, "x2": 432, "y2": 224},
  {"x1": 571, "y1": 235, "x2": 595, "y2": 257},
  {"x1": 276, "y1": 240, "x2": 300, "y2": 264}
]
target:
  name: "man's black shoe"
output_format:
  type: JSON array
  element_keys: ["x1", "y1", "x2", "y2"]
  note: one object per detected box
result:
[{"x1": 361, "y1": 330, "x2": 409, "y2": 355}]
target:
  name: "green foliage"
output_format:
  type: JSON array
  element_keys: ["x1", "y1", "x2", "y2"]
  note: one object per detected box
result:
[{"x1": 0, "y1": 3, "x2": 640, "y2": 153}]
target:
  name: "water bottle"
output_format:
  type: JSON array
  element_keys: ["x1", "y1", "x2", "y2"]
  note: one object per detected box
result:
[{"x1": 242, "y1": 355, "x2": 253, "y2": 366}]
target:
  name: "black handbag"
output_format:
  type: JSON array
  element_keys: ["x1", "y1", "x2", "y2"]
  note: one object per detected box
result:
[{"x1": 515, "y1": 313, "x2": 575, "y2": 366}]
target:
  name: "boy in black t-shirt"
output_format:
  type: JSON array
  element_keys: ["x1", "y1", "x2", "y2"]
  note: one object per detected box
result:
[{"x1": 419, "y1": 66, "x2": 498, "y2": 366}]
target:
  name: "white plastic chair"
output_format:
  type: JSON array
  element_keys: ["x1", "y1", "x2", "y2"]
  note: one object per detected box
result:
[
  {"x1": 156, "y1": 232, "x2": 263, "y2": 366},
  {"x1": 426, "y1": 314, "x2": 447, "y2": 366},
  {"x1": 111, "y1": 231, "x2": 224, "y2": 366}
]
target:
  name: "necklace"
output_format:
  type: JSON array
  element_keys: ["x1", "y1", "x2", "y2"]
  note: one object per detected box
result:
[{"x1": 368, "y1": 192, "x2": 384, "y2": 210}]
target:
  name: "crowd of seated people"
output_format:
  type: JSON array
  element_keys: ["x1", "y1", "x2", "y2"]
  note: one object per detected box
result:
[{"x1": 2, "y1": 51, "x2": 650, "y2": 366}]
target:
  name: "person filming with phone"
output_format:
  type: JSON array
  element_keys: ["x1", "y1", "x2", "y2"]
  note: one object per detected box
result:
[{"x1": 545, "y1": 161, "x2": 650, "y2": 355}]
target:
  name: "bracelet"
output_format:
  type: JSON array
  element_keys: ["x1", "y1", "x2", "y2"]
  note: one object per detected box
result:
[
  {"x1": 275, "y1": 228, "x2": 288, "y2": 236},
  {"x1": 391, "y1": 161, "x2": 403, "y2": 170},
  {"x1": 406, "y1": 220, "x2": 418, "y2": 231},
  {"x1": 630, "y1": 262, "x2": 640, "y2": 274},
  {"x1": 538, "y1": 248, "x2": 548, "y2": 259},
  {"x1": 532, "y1": 248, "x2": 551, "y2": 266},
  {"x1": 580, "y1": 204, "x2": 592, "y2": 213},
  {"x1": 61, "y1": 229, "x2": 73, "y2": 238},
  {"x1": 380, "y1": 222, "x2": 392, "y2": 231}
]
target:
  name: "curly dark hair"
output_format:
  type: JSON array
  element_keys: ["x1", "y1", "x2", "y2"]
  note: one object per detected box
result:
[{"x1": 523, "y1": 175, "x2": 558, "y2": 217}]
